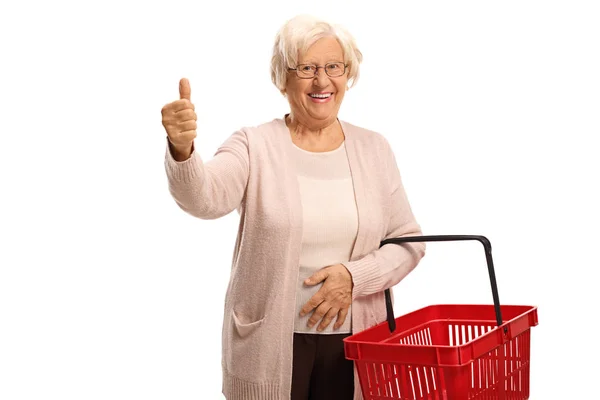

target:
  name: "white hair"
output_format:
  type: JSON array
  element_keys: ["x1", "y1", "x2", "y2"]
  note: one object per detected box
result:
[{"x1": 270, "y1": 14, "x2": 363, "y2": 95}]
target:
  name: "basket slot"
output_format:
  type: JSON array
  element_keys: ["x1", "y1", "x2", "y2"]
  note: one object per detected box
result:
[
  {"x1": 502, "y1": 331, "x2": 530, "y2": 398},
  {"x1": 397, "y1": 327, "x2": 432, "y2": 346},
  {"x1": 357, "y1": 361, "x2": 447, "y2": 400},
  {"x1": 448, "y1": 322, "x2": 496, "y2": 346},
  {"x1": 389, "y1": 319, "x2": 499, "y2": 347},
  {"x1": 383, "y1": 320, "x2": 433, "y2": 344},
  {"x1": 386, "y1": 364, "x2": 401, "y2": 398},
  {"x1": 469, "y1": 346, "x2": 502, "y2": 398},
  {"x1": 466, "y1": 330, "x2": 531, "y2": 399}
]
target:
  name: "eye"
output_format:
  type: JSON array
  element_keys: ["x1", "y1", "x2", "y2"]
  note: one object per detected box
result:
[
  {"x1": 327, "y1": 63, "x2": 342, "y2": 70},
  {"x1": 300, "y1": 65, "x2": 314, "y2": 72}
]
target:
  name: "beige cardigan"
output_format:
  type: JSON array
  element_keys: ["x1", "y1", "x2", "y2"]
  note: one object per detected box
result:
[{"x1": 164, "y1": 116, "x2": 426, "y2": 400}]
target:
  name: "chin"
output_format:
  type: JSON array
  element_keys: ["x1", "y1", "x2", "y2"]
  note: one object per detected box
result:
[{"x1": 309, "y1": 111, "x2": 335, "y2": 120}]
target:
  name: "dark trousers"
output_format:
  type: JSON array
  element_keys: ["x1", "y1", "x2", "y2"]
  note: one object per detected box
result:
[{"x1": 291, "y1": 332, "x2": 354, "y2": 400}]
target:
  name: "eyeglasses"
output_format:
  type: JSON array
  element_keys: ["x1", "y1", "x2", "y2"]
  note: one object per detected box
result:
[{"x1": 288, "y1": 62, "x2": 347, "y2": 78}]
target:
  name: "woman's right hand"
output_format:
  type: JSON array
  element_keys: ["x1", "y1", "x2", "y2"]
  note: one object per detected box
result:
[{"x1": 161, "y1": 78, "x2": 197, "y2": 161}]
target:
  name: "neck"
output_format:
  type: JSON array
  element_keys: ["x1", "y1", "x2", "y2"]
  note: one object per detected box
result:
[{"x1": 285, "y1": 113, "x2": 340, "y2": 140}]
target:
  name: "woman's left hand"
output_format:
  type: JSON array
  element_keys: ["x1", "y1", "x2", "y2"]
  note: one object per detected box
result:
[{"x1": 300, "y1": 264, "x2": 353, "y2": 331}]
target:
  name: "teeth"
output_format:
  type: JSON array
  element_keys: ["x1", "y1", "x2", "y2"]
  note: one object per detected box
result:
[{"x1": 310, "y1": 93, "x2": 331, "y2": 98}]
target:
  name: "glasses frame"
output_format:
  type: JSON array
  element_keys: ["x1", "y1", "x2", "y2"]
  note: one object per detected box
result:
[{"x1": 288, "y1": 62, "x2": 348, "y2": 79}]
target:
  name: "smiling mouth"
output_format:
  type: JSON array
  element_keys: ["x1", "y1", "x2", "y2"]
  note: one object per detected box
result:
[{"x1": 309, "y1": 93, "x2": 333, "y2": 99}]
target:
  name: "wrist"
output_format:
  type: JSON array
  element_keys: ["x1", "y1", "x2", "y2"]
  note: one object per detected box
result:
[
  {"x1": 168, "y1": 139, "x2": 193, "y2": 161},
  {"x1": 338, "y1": 263, "x2": 354, "y2": 289}
]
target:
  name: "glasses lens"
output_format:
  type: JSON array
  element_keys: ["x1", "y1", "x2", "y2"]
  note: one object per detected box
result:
[
  {"x1": 297, "y1": 65, "x2": 315, "y2": 78},
  {"x1": 326, "y1": 63, "x2": 345, "y2": 77}
]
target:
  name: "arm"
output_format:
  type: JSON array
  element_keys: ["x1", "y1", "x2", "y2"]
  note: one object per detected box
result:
[
  {"x1": 164, "y1": 130, "x2": 250, "y2": 219},
  {"x1": 342, "y1": 143, "x2": 426, "y2": 300}
]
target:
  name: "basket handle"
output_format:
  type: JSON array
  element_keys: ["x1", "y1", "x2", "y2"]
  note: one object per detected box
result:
[{"x1": 380, "y1": 235, "x2": 503, "y2": 333}]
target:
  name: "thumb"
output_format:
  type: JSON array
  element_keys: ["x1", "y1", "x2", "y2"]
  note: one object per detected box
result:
[
  {"x1": 305, "y1": 269, "x2": 328, "y2": 286},
  {"x1": 179, "y1": 78, "x2": 191, "y2": 100}
]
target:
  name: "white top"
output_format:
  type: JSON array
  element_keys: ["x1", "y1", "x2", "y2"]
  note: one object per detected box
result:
[{"x1": 292, "y1": 141, "x2": 358, "y2": 334}]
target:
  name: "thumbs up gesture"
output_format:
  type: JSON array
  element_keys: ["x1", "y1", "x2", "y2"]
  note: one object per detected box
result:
[{"x1": 161, "y1": 78, "x2": 197, "y2": 160}]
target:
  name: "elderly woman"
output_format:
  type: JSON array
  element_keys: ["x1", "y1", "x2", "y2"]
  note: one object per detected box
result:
[{"x1": 161, "y1": 14, "x2": 425, "y2": 400}]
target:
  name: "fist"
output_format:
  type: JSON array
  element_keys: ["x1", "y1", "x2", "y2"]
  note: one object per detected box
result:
[{"x1": 161, "y1": 78, "x2": 197, "y2": 154}]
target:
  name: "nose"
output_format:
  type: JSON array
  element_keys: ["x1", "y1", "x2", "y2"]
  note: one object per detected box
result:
[{"x1": 313, "y1": 67, "x2": 331, "y2": 87}]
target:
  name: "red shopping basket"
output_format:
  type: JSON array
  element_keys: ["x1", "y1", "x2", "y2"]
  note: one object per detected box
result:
[{"x1": 344, "y1": 235, "x2": 539, "y2": 400}]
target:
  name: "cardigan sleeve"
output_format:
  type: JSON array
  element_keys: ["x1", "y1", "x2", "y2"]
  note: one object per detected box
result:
[
  {"x1": 164, "y1": 130, "x2": 249, "y2": 219},
  {"x1": 342, "y1": 142, "x2": 426, "y2": 300}
]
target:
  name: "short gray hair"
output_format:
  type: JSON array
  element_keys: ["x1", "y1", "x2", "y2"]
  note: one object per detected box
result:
[{"x1": 270, "y1": 14, "x2": 363, "y2": 95}]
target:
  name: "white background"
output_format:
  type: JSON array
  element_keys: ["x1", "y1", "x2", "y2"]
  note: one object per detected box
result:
[{"x1": 1, "y1": 0, "x2": 598, "y2": 399}]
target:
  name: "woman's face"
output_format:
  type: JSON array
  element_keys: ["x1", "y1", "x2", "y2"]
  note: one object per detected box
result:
[{"x1": 285, "y1": 37, "x2": 348, "y2": 129}]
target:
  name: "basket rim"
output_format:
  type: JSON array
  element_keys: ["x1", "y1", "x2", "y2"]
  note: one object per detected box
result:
[{"x1": 344, "y1": 303, "x2": 538, "y2": 347}]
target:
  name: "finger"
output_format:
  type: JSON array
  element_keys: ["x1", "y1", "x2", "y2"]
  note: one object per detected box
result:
[
  {"x1": 169, "y1": 99, "x2": 195, "y2": 113},
  {"x1": 179, "y1": 78, "x2": 191, "y2": 100},
  {"x1": 299, "y1": 293, "x2": 324, "y2": 317},
  {"x1": 177, "y1": 120, "x2": 197, "y2": 132},
  {"x1": 163, "y1": 100, "x2": 194, "y2": 114},
  {"x1": 304, "y1": 269, "x2": 328, "y2": 286},
  {"x1": 170, "y1": 131, "x2": 196, "y2": 147},
  {"x1": 307, "y1": 302, "x2": 330, "y2": 328},
  {"x1": 317, "y1": 307, "x2": 339, "y2": 332},
  {"x1": 334, "y1": 307, "x2": 349, "y2": 330},
  {"x1": 174, "y1": 109, "x2": 197, "y2": 122}
]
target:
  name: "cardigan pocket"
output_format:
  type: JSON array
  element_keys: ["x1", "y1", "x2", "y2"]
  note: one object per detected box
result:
[
  {"x1": 225, "y1": 310, "x2": 278, "y2": 382},
  {"x1": 232, "y1": 310, "x2": 266, "y2": 337}
]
